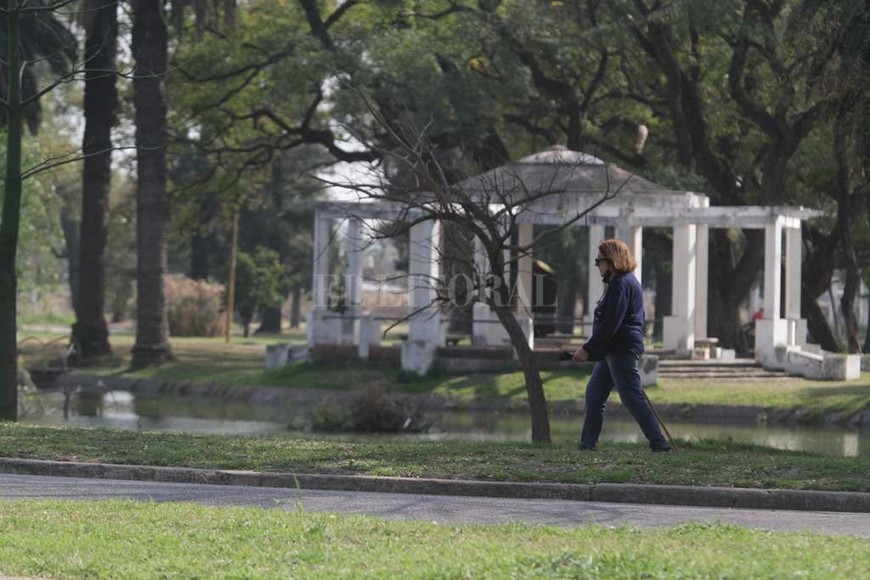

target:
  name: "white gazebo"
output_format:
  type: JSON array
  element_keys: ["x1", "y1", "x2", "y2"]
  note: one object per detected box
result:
[{"x1": 306, "y1": 147, "x2": 859, "y2": 380}]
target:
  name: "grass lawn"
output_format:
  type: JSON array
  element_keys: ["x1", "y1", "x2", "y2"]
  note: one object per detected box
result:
[
  {"x1": 0, "y1": 500, "x2": 868, "y2": 579},
  {"x1": 2, "y1": 424, "x2": 869, "y2": 492},
  {"x1": 8, "y1": 334, "x2": 870, "y2": 577},
  {"x1": 10, "y1": 335, "x2": 870, "y2": 493}
]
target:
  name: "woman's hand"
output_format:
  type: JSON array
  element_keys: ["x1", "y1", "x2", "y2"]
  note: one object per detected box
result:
[{"x1": 572, "y1": 347, "x2": 589, "y2": 362}]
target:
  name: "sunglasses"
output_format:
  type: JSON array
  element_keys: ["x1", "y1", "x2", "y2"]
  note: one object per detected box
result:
[{"x1": 594, "y1": 257, "x2": 609, "y2": 266}]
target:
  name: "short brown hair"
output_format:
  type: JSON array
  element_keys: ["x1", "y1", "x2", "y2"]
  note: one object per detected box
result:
[{"x1": 598, "y1": 238, "x2": 637, "y2": 274}]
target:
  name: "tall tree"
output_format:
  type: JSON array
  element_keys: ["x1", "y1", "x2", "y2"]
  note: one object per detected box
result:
[
  {"x1": 618, "y1": 0, "x2": 839, "y2": 349},
  {"x1": 0, "y1": 0, "x2": 25, "y2": 420},
  {"x1": 131, "y1": 0, "x2": 174, "y2": 367},
  {"x1": 73, "y1": 0, "x2": 119, "y2": 361},
  {"x1": 1, "y1": 0, "x2": 75, "y2": 420}
]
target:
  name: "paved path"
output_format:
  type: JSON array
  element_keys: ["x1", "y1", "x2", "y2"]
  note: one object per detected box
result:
[{"x1": 2, "y1": 473, "x2": 870, "y2": 537}]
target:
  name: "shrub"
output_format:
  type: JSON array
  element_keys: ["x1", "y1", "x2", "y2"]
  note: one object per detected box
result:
[
  {"x1": 306, "y1": 382, "x2": 436, "y2": 433},
  {"x1": 164, "y1": 274, "x2": 225, "y2": 337},
  {"x1": 234, "y1": 247, "x2": 284, "y2": 337}
]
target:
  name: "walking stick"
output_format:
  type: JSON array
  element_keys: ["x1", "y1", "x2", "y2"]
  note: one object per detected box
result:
[{"x1": 641, "y1": 388, "x2": 678, "y2": 451}]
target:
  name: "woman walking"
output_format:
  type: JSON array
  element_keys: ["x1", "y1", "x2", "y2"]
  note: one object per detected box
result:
[{"x1": 572, "y1": 239, "x2": 670, "y2": 452}]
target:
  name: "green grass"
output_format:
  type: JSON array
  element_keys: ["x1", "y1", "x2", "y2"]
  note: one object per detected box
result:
[
  {"x1": 2, "y1": 424, "x2": 869, "y2": 492},
  {"x1": 17, "y1": 311, "x2": 75, "y2": 327},
  {"x1": 0, "y1": 500, "x2": 867, "y2": 578}
]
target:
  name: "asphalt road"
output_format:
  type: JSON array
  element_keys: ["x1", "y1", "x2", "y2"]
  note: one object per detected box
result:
[{"x1": 2, "y1": 473, "x2": 869, "y2": 537}]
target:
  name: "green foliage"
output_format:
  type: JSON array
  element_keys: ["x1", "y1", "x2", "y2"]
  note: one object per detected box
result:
[
  {"x1": 234, "y1": 246, "x2": 284, "y2": 331},
  {"x1": 0, "y1": 132, "x2": 65, "y2": 294},
  {"x1": 104, "y1": 180, "x2": 137, "y2": 323}
]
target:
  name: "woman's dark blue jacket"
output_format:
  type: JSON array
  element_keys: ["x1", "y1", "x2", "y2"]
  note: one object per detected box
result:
[{"x1": 582, "y1": 272, "x2": 645, "y2": 359}]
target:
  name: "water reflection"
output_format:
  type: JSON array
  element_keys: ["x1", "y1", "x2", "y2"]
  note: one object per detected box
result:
[{"x1": 22, "y1": 390, "x2": 870, "y2": 458}]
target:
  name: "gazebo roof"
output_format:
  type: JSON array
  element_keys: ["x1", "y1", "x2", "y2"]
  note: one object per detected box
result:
[
  {"x1": 313, "y1": 146, "x2": 821, "y2": 228},
  {"x1": 456, "y1": 145, "x2": 680, "y2": 198},
  {"x1": 454, "y1": 146, "x2": 706, "y2": 225}
]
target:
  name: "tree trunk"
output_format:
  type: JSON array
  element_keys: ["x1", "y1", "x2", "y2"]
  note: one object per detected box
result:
[
  {"x1": 0, "y1": 3, "x2": 23, "y2": 420},
  {"x1": 58, "y1": 194, "x2": 80, "y2": 315},
  {"x1": 706, "y1": 230, "x2": 765, "y2": 353},
  {"x1": 864, "y1": 301, "x2": 870, "y2": 355},
  {"x1": 802, "y1": 285, "x2": 841, "y2": 352},
  {"x1": 651, "y1": 261, "x2": 671, "y2": 342},
  {"x1": 840, "y1": 234, "x2": 862, "y2": 353},
  {"x1": 74, "y1": 0, "x2": 119, "y2": 361},
  {"x1": 224, "y1": 206, "x2": 240, "y2": 343},
  {"x1": 490, "y1": 265, "x2": 550, "y2": 443},
  {"x1": 131, "y1": 0, "x2": 174, "y2": 368},
  {"x1": 190, "y1": 233, "x2": 210, "y2": 280},
  {"x1": 557, "y1": 288, "x2": 576, "y2": 335},
  {"x1": 290, "y1": 286, "x2": 302, "y2": 328},
  {"x1": 255, "y1": 304, "x2": 282, "y2": 334}
]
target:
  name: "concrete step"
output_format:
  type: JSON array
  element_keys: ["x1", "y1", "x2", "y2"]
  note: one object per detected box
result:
[
  {"x1": 657, "y1": 357, "x2": 791, "y2": 380},
  {"x1": 658, "y1": 371, "x2": 792, "y2": 380},
  {"x1": 658, "y1": 358, "x2": 759, "y2": 368}
]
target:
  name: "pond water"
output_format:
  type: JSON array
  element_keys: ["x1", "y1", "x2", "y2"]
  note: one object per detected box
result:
[{"x1": 21, "y1": 390, "x2": 870, "y2": 458}]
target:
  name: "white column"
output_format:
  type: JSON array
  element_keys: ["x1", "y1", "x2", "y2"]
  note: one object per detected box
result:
[
  {"x1": 311, "y1": 212, "x2": 331, "y2": 309},
  {"x1": 694, "y1": 224, "x2": 709, "y2": 339},
  {"x1": 407, "y1": 220, "x2": 441, "y2": 325},
  {"x1": 472, "y1": 236, "x2": 495, "y2": 345},
  {"x1": 516, "y1": 223, "x2": 534, "y2": 317},
  {"x1": 784, "y1": 226, "x2": 801, "y2": 320},
  {"x1": 345, "y1": 217, "x2": 364, "y2": 311},
  {"x1": 616, "y1": 225, "x2": 643, "y2": 286},
  {"x1": 784, "y1": 225, "x2": 806, "y2": 347},
  {"x1": 516, "y1": 222, "x2": 535, "y2": 348},
  {"x1": 585, "y1": 225, "x2": 605, "y2": 336},
  {"x1": 763, "y1": 220, "x2": 782, "y2": 320},
  {"x1": 663, "y1": 224, "x2": 696, "y2": 353},
  {"x1": 472, "y1": 235, "x2": 511, "y2": 346},
  {"x1": 307, "y1": 212, "x2": 338, "y2": 347},
  {"x1": 755, "y1": 218, "x2": 790, "y2": 366},
  {"x1": 402, "y1": 220, "x2": 444, "y2": 375}
]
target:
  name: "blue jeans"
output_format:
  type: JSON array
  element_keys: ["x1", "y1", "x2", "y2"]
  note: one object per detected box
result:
[{"x1": 579, "y1": 354, "x2": 669, "y2": 450}]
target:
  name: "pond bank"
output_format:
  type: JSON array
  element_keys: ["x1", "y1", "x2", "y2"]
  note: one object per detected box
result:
[{"x1": 56, "y1": 372, "x2": 870, "y2": 430}]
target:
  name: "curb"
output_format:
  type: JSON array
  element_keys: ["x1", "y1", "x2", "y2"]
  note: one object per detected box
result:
[{"x1": 2, "y1": 457, "x2": 869, "y2": 513}]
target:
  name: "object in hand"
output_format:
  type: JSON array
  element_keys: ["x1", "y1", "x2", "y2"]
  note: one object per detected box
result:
[{"x1": 557, "y1": 350, "x2": 574, "y2": 361}]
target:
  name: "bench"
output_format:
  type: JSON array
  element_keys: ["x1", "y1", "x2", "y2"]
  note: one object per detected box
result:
[{"x1": 693, "y1": 337, "x2": 721, "y2": 360}]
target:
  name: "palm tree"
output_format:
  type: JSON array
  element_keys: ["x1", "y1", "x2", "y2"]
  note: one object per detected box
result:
[
  {"x1": 130, "y1": 0, "x2": 174, "y2": 367},
  {"x1": 1, "y1": 0, "x2": 75, "y2": 420},
  {"x1": 0, "y1": 0, "x2": 75, "y2": 134},
  {"x1": 73, "y1": 0, "x2": 119, "y2": 361}
]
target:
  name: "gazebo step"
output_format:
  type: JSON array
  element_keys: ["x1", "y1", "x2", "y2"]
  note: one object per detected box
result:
[{"x1": 658, "y1": 359, "x2": 760, "y2": 369}]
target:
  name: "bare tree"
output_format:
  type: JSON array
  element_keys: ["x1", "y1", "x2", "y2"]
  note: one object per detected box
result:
[{"x1": 321, "y1": 107, "x2": 630, "y2": 443}]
